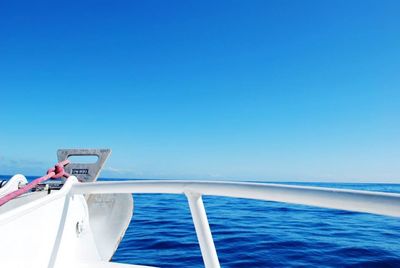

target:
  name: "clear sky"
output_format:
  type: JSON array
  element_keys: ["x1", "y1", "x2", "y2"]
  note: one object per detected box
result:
[{"x1": 0, "y1": 1, "x2": 399, "y2": 182}]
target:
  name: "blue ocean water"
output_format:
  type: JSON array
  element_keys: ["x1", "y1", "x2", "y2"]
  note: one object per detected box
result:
[{"x1": 108, "y1": 182, "x2": 400, "y2": 267}]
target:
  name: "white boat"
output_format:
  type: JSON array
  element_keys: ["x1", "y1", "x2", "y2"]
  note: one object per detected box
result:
[{"x1": 0, "y1": 149, "x2": 399, "y2": 268}]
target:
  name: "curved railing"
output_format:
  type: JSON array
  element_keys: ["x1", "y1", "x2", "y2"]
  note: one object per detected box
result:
[{"x1": 71, "y1": 180, "x2": 400, "y2": 268}]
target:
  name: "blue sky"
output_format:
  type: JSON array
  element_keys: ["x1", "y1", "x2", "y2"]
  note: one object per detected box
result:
[{"x1": 0, "y1": 1, "x2": 399, "y2": 182}]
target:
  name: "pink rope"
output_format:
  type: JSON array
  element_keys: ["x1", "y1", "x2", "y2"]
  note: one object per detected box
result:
[{"x1": 0, "y1": 160, "x2": 71, "y2": 206}]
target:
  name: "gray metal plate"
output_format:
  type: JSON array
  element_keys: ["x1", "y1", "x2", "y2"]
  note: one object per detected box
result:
[{"x1": 57, "y1": 149, "x2": 111, "y2": 182}]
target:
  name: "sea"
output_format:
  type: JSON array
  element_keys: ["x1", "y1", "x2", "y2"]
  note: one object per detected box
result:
[{"x1": 106, "y1": 181, "x2": 400, "y2": 268}]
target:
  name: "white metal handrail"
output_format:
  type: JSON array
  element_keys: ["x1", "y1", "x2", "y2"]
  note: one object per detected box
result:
[
  {"x1": 72, "y1": 180, "x2": 400, "y2": 217},
  {"x1": 70, "y1": 180, "x2": 400, "y2": 268}
]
